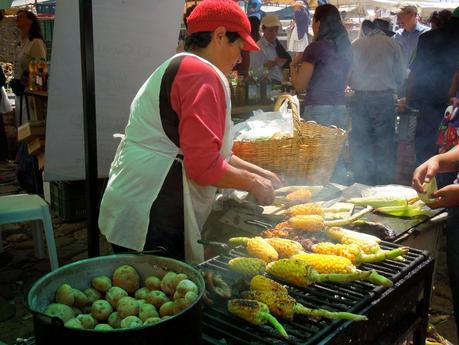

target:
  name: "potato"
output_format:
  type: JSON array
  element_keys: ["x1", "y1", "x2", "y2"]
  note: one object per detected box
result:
[
  {"x1": 173, "y1": 298, "x2": 188, "y2": 314},
  {"x1": 44, "y1": 303, "x2": 75, "y2": 323},
  {"x1": 134, "y1": 287, "x2": 150, "y2": 300},
  {"x1": 91, "y1": 300, "x2": 113, "y2": 321},
  {"x1": 94, "y1": 323, "x2": 113, "y2": 331},
  {"x1": 91, "y1": 276, "x2": 112, "y2": 293},
  {"x1": 117, "y1": 296, "x2": 139, "y2": 319},
  {"x1": 173, "y1": 273, "x2": 188, "y2": 289},
  {"x1": 144, "y1": 276, "x2": 161, "y2": 290},
  {"x1": 73, "y1": 288, "x2": 90, "y2": 307},
  {"x1": 108, "y1": 311, "x2": 122, "y2": 329},
  {"x1": 175, "y1": 279, "x2": 198, "y2": 297},
  {"x1": 160, "y1": 272, "x2": 177, "y2": 296},
  {"x1": 146, "y1": 290, "x2": 170, "y2": 308},
  {"x1": 137, "y1": 299, "x2": 146, "y2": 307},
  {"x1": 64, "y1": 318, "x2": 83, "y2": 329},
  {"x1": 184, "y1": 291, "x2": 198, "y2": 306},
  {"x1": 106, "y1": 286, "x2": 128, "y2": 308},
  {"x1": 55, "y1": 284, "x2": 74, "y2": 306},
  {"x1": 138, "y1": 303, "x2": 158, "y2": 322},
  {"x1": 120, "y1": 315, "x2": 143, "y2": 329},
  {"x1": 77, "y1": 314, "x2": 97, "y2": 329},
  {"x1": 112, "y1": 265, "x2": 140, "y2": 294},
  {"x1": 143, "y1": 317, "x2": 161, "y2": 326},
  {"x1": 84, "y1": 288, "x2": 102, "y2": 303},
  {"x1": 72, "y1": 307, "x2": 82, "y2": 316},
  {"x1": 159, "y1": 301, "x2": 175, "y2": 318}
]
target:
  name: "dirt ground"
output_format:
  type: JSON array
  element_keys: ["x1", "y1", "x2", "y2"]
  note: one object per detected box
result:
[{"x1": 0, "y1": 160, "x2": 457, "y2": 345}]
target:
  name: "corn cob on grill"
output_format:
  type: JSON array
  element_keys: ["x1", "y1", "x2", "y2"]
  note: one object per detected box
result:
[
  {"x1": 250, "y1": 275, "x2": 288, "y2": 294},
  {"x1": 228, "y1": 257, "x2": 266, "y2": 277},
  {"x1": 229, "y1": 236, "x2": 279, "y2": 262},
  {"x1": 288, "y1": 203, "x2": 324, "y2": 217},
  {"x1": 326, "y1": 227, "x2": 381, "y2": 254},
  {"x1": 242, "y1": 290, "x2": 367, "y2": 322},
  {"x1": 265, "y1": 237, "x2": 304, "y2": 258},
  {"x1": 285, "y1": 188, "x2": 312, "y2": 204},
  {"x1": 291, "y1": 252, "x2": 355, "y2": 274},
  {"x1": 227, "y1": 299, "x2": 289, "y2": 339}
]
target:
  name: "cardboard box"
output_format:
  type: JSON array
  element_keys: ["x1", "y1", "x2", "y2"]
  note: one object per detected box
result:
[
  {"x1": 27, "y1": 138, "x2": 46, "y2": 155},
  {"x1": 17, "y1": 121, "x2": 45, "y2": 143}
]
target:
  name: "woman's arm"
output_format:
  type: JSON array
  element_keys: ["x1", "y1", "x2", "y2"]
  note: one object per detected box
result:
[
  {"x1": 290, "y1": 60, "x2": 314, "y2": 93},
  {"x1": 229, "y1": 155, "x2": 283, "y2": 188}
]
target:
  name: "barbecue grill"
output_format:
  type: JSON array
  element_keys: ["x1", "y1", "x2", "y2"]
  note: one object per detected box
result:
[{"x1": 199, "y1": 242, "x2": 434, "y2": 345}]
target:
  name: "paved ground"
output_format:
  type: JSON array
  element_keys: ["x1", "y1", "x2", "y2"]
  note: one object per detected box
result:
[{"x1": 0, "y1": 160, "x2": 457, "y2": 345}]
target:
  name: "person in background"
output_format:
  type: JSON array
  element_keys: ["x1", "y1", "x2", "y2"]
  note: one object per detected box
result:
[
  {"x1": 412, "y1": 146, "x2": 459, "y2": 340},
  {"x1": 99, "y1": 0, "x2": 281, "y2": 263},
  {"x1": 429, "y1": 9, "x2": 452, "y2": 30},
  {"x1": 12, "y1": 10, "x2": 47, "y2": 126},
  {"x1": 393, "y1": 4, "x2": 429, "y2": 70},
  {"x1": 404, "y1": 8, "x2": 459, "y2": 178},
  {"x1": 247, "y1": 0, "x2": 262, "y2": 20},
  {"x1": 290, "y1": 4, "x2": 352, "y2": 129},
  {"x1": 287, "y1": 0, "x2": 310, "y2": 59},
  {"x1": 349, "y1": 19, "x2": 403, "y2": 185},
  {"x1": 249, "y1": 14, "x2": 291, "y2": 83}
]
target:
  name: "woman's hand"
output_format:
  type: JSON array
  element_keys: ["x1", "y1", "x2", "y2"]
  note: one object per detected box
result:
[
  {"x1": 412, "y1": 156, "x2": 440, "y2": 193},
  {"x1": 249, "y1": 175, "x2": 275, "y2": 205},
  {"x1": 260, "y1": 169, "x2": 283, "y2": 189},
  {"x1": 428, "y1": 184, "x2": 459, "y2": 209}
]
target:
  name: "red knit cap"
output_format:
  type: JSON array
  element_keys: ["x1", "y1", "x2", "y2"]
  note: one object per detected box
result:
[{"x1": 187, "y1": 0, "x2": 260, "y2": 51}]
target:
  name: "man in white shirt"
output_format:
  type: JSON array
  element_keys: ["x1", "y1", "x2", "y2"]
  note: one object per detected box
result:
[{"x1": 249, "y1": 14, "x2": 291, "y2": 82}]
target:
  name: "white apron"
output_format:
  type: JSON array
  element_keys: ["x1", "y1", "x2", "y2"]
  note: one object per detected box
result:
[{"x1": 99, "y1": 53, "x2": 233, "y2": 263}]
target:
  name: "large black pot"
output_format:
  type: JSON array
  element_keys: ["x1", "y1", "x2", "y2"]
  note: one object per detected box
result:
[{"x1": 26, "y1": 254, "x2": 205, "y2": 345}]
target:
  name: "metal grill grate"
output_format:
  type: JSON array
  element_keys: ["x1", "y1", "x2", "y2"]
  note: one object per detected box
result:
[{"x1": 199, "y1": 242, "x2": 429, "y2": 345}]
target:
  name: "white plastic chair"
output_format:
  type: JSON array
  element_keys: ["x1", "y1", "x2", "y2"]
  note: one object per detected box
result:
[{"x1": 0, "y1": 194, "x2": 59, "y2": 270}]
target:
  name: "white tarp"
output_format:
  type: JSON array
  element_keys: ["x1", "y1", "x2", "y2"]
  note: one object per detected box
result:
[{"x1": 44, "y1": 0, "x2": 184, "y2": 180}]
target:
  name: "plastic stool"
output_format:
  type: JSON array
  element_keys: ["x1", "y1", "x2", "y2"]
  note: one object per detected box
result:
[{"x1": 0, "y1": 194, "x2": 59, "y2": 270}]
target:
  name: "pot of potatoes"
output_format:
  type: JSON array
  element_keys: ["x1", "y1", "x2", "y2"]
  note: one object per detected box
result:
[{"x1": 26, "y1": 253, "x2": 205, "y2": 345}]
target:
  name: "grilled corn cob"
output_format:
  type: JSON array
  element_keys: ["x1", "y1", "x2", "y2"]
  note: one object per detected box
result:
[
  {"x1": 288, "y1": 203, "x2": 324, "y2": 217},
  {"x1": 250, "y1": 275, "x2": 288, "y2": 294},
  {"x1": 229, "y1": 237, "x2": 279, "y2": 262},
  {"x1": 326, "y1": 227, "x2": 381, "y2": 253},
  {"x1": 285, "y1": 188, "x2": 312, "y2": 204},
  {"x1": 242, "y1": 290, "x2": 367, "y2": 322},
  {"x1": 291, "y1": 253, "x2": 354, "y2": 274},
  {"x1": 228, "y1": 257, "x2": 266, "y2": 277},
  {"x1": 227, "y1": 299, "x2": 288, "y2": 339},
  {"x1": 287, "y1": 207, "x2": 373, "y2": 232},
  {"x1": 265, "y1": 238, "x2": 304, "y2": 258}
]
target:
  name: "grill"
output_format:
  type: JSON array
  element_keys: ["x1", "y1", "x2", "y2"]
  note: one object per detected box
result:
[{"x1": 199, "y1": 242, "x2": 434, "y2": 345}]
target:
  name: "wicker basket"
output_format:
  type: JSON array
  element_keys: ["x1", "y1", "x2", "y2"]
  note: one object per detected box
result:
[{"x1": 232, "y1": 94, "x2": 347, "y2": 184}]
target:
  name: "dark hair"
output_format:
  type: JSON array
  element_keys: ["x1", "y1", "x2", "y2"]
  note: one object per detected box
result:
[
  {"x1": 248, "y1": 16, "x2": 261, "y2": 42},
  {"x1": 429, "y1": 9, "x2": 452, "y2": 28},
  {"x1": 361, "y1": 19, "x2": 375, "y2": 36},
  {"x1": 17, "y1": 10, "x2": 44, "y2": 41},
  {"x1": 184, "y1": 5, "x2": 197, "y2": 30},
  {"x1": 184, "y1": 31, "x2": 240, "y2": 51},
  {"x1": 313, "y1": 4, "x2": 352, "y2": 63}
]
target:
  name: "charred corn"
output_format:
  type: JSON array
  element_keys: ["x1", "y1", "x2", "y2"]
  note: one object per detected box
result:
[
  {"x1": 250, "y1": 275, "x2": 288, "y2": 294},
  {"x1": 291, "y1": 253, "x2": 355, "y2": 274},
  {"x1": 242, "y1": 290, "x2": 367, "y2": 322},
  {"x1": 227, "y1": 299, "x2": 288, "y2": 339},
  {"x1": 288, "y1": 203, "x2": 324, "y2": 217},
  {"x1": 229, "y1": 237, "x2": 279, "y2": 262},
  {"x1": 288, "y1": 215, "x2": 324, "y2": 232},
  {"x1": 326, "y1": 227, "x2": 380, "y2": 253},
  {"x1": 228, "y1": 257, "x2": 266, "y2": 277},
  {"x1": 285, "y1": 188, "x2": 312, "y2": 204},
  {"x1": 265, "y1": 238, "x2": 304, "y2": 258}
]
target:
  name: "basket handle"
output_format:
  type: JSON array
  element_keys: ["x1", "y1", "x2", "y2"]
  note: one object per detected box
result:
[{"x1": 273, "y1": 94, "x2": 303, "y2": 139}]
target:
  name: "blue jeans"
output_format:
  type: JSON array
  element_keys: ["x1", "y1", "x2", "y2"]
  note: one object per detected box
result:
[
  {"x1": 303, "y1": 105, "x2": 350, "y2": 184},
  {"x1": 349, "y1": 91, "x2": 396, "y2": 185}
]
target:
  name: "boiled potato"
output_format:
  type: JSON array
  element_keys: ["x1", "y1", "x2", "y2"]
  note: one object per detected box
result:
[
  {"x1": 138, "y1": 303, "x2": 158, "y2": 322},
  {"x1": 146, "y1": 290, "x2": 170, "y2": 308},
  {"x1": 120, "y1": 315, "x2": 143, "y2": 329},
  {"x1": 173, "y1": 298, "x2": 188, "y2": 314},
  {"x1": 159, "y1": 301, "x2": 175, "y2": 317},
  {"x1": 105, "y1": 286, "x2": 128, "y2": 308},
  {"x1": 137, "y1": 299, "x2": 146, "y2": 307},
  {"x1": 55, "y1": 284, "x2": 74, "y2": 306},
  {"x1": 107, "y1": 311, "x2": 122, "y2": 329},
  {"x1": 175, "y1": 280, "x2": 198, "y2": 297},
  {"x1": 83, "y1": 288, "x2": 102, "y2": 303},
  {"x1": 77, "y1": 314, "x2": 97, "y2": 329},
  {"x1": 44, "y1": 303, "x2": 75, "y2": 323},
  {"x1": 73, "y1": 288, "x2": 90, "y2": 307},
  {"x1": 94, "y1": 323, "x2": 113, "y2": 331},
  {"x1": 143, "y1": 317, "x2": 161, "y2": 326},
  {"x1": 134, "y1": 287, "x2": 150, "y2": 300},
  {"x1": 144, "y1": 276, "x2": 161, "y2": 290},
  {"x1": 112, "y1": 265, "x2": 140, "y2": 294},
  {"x1": 91, "y1": 276, "x2": 112, "y2": 293},
  {"x1": 91, "y1": 300, "x2": 113, "y2": 321},
  {"x1": 160, "y1": 272, "x2": 177, "y2": 296},
  {"x1": 173, "y1": 273, "x2": 188, "y2": 289},
  {"x1": 64, "y1": 318, "x2": 83, "y2": 329},
  {"x1": 117, "y1": 296, "x2": 139, "y2": 319},
  {"x1": 184, "y1": 291, "x2": 198, "y2": 306}
]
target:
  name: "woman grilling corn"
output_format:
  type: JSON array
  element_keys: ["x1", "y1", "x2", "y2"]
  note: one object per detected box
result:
[{"x1": 99, "y1": 0, "x2": 282, "y2": 263}]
